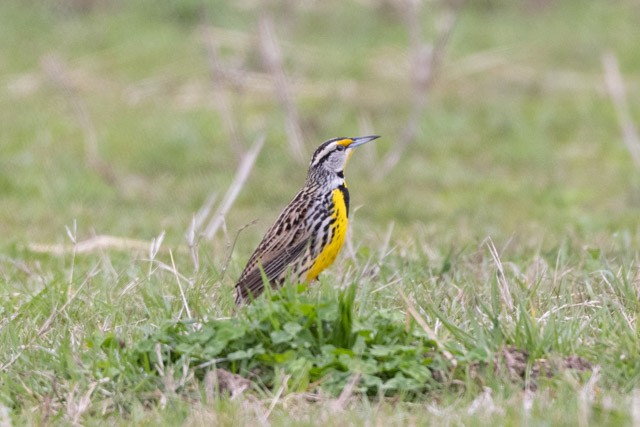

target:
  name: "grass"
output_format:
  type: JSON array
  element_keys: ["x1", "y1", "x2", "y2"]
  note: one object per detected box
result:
[{"x1": 1, "y1": 0, "x2": 640, "y2": 425}]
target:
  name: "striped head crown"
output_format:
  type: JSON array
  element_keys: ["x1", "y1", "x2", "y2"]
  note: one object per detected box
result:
[{"x1": 309, "y1": 135, "x2": 380, "y2": 174}]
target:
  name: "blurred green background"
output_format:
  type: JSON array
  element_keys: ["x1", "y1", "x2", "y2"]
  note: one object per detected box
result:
[
  {"x1": 2, "y1": 2, "x2": 640, "y2": 423},
  {"x1": 1, "y1": 0, "x2": 639, "y2": 254}
]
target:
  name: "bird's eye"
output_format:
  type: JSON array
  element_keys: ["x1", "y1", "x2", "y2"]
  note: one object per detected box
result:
[{"x1": 336, "y1": 145, "x2": 345, "y2": 151}]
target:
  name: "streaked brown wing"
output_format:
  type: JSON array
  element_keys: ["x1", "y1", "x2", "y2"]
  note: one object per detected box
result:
[
  {"x1": 234, "y1": 236, "x2": 309, "y2": 303},
  {"x1": 235, "y1": 189, "x2": 313, "y2": 303}
]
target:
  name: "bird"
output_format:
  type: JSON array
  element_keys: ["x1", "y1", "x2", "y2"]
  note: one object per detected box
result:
[{"x1": 235, "y1": 135, "x2": 380, "y2": 304}]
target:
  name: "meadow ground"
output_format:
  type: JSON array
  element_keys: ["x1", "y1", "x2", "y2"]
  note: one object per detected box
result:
[{"x1": 1, "y1": 0, "x2": 640, "y2": 425}]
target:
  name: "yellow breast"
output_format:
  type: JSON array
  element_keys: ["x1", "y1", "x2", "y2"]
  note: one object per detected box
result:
[{"x1": 305, "y1": 187, "x2": 349, "y2": 281}]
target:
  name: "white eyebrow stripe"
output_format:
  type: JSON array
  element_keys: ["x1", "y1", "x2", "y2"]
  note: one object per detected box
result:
[{"x1": 311, "y1": 142, "x2": 337, "y2": 166}]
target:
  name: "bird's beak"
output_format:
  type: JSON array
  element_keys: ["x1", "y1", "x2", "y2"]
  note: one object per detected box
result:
[{"x1": 347, "y1": 135, "x2": 380, "y2": 148}]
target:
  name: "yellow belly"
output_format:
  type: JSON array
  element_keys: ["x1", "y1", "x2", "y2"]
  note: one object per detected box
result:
[{"x1": 305, "y1": 188, "x2": 348, "y2": 281}]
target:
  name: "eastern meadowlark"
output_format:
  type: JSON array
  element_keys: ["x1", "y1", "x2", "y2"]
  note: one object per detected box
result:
[{"x1": 235, "y1": 135, "x2": 380, "y2": 304}]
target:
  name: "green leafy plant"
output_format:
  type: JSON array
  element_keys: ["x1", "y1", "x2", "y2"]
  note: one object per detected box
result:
[{"x1": 129, "y1": 284, "x2": 445, "y2": 397}]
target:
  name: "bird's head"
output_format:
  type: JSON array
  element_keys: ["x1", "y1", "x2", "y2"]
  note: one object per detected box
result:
[{"x1": 309, "y1": 135, "x2": 380, "y2": 176}]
